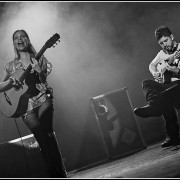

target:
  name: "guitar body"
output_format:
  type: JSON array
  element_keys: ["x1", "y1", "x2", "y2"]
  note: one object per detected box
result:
[
  {"x1": 156, "y1": 54, "x2": 179, "y2": 83},
  {"x1": 0, "y1": 69, "x2": 34, "y2": 118},
  {"x1": 156, "y1": 60, "x2": 173, "y2": 83},
  {"x1": 157, "y1": 60, "x2": 167, "y2": 73}
]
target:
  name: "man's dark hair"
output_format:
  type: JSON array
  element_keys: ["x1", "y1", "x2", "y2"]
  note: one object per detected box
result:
[{"x1": 155, "y1": 26, "x2": 172, "y2": 41}]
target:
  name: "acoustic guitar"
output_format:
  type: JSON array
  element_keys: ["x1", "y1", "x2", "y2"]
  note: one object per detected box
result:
[
  {"x1": 0, "y1": 33, "x2": 60, "y2": 118},
  {"x1": 156, "y1": 50, "x2": 180, "y2": 83}
]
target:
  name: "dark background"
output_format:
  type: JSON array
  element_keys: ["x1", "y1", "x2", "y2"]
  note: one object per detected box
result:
[{"x1": 0, "y1": 1, "x2": 179, "y2": 171}]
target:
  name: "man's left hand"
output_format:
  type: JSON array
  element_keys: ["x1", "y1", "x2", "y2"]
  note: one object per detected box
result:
[{"x1": 165, "y1": 64, "x2": 179, "y2": 74}]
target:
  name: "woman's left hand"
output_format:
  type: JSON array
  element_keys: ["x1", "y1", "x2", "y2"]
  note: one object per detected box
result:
[{"x1": 31, "y1": 58, "x2": 42, "y2": 73}]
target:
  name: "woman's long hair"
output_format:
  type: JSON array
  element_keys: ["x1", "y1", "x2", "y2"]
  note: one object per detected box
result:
[{"x1": 13, "y1": 29, "x2": 37, "y2": 60}]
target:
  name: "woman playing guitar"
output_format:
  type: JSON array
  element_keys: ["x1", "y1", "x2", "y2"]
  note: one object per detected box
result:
[{"x1": 0, "y1": 30, "x2": 67, "y2": 178}]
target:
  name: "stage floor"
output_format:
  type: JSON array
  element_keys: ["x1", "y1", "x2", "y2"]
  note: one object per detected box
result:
[{"x1": 68, "y1": 143, "x2": 180, "y2": 178}]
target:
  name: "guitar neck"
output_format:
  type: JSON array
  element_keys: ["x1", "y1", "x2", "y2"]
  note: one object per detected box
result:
[
  {"x1": 35, "y1": 45, "x2": 47, "y2": 61},
  {"x1": 19, "y1": 45, "x2": 47, "y2": 82}
]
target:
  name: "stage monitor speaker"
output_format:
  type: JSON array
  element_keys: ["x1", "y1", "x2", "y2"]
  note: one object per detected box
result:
[
  {"x1": 90, "y1": 87, "x2": 146, "y2": 160},
  {"x1": 0, "y1": 134, "x2": 48, "y2": 178}
]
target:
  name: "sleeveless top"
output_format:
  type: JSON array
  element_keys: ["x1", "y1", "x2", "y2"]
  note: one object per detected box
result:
[{"x1": 4, "y1": 56, "x2": 52, "y2": 115}]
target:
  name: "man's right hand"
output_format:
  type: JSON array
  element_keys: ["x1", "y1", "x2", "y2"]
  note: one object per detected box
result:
[
  {"x1": 153, "y1": 72, "x2": 163, "y2": 82},
  {"x1": 9, "y1": 77, "x2": 23, "y2": 89}
]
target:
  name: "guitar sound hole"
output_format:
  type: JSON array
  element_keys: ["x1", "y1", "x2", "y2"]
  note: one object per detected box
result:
[{"x1": 14, "y1": 86, "x2": 21, "y2": 91}]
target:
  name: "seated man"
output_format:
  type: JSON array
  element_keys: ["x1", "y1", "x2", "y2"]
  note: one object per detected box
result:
[{"x1": 134, "y1": 26, "x2": 180, "y2": 148}]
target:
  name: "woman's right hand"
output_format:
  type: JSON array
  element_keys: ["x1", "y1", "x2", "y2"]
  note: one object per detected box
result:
[{"x1": 9, "y1": 77, "x2": 23, "y2": 89}]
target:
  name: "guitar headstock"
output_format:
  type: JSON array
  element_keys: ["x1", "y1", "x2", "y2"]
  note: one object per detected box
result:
[{"x1": 45, "y1": 33, "x2": 60, "y2": 49}]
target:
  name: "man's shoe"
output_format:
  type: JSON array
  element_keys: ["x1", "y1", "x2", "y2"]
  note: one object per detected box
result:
[
  {"x1": 134, "y1": 104, "x2": 163, "y2": 118},
  {"x1": 161, "y1": 138, "x2": 180, "y2": 148}
]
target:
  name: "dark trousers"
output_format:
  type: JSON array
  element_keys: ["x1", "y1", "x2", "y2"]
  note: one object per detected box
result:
[
  {"x1": 22, "y1": 97, "x2": 66, "y2": 178},
  {"x1": 142, "y1": 79, "x2": 180, "y2": 140}
]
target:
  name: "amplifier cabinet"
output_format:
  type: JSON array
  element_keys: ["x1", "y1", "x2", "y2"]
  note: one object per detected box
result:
[
  {"x1": 0, "y1": 134, "x2": 48, "y2": 178},
  {"x1": 90, "y1": 87, "x2": 146, "y2": 160}
]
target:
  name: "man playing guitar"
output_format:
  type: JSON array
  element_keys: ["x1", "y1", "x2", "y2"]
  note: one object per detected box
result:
[
  {"x1": 134, "y1": 26, "x2": 180, "y2": 148},
  {"x1": 152, "y1": 37, "x2": 180, "y2": 84}
]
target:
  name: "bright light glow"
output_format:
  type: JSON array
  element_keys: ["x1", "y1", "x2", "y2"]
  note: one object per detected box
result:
[
  {"x1": 0, "y1": 2, "x2": 60, "y2": 61},
  {"x1": 8, "y1": 2, "x2": 58, "y2": 33}
]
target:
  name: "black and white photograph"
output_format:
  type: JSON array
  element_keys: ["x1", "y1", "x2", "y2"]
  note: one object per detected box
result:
[{"x1": 0, "y1": 1, "x2": 180, "y2": 178}]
